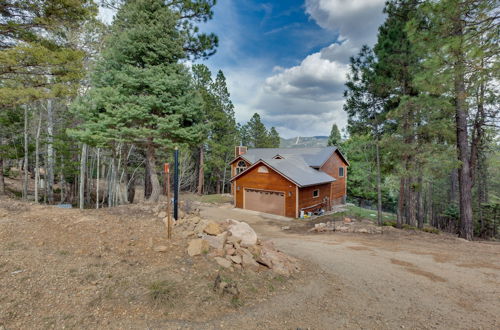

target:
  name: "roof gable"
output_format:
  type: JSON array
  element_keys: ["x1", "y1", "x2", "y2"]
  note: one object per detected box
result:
[{"x1": 230, "y1": 158, "x2": 335, "y2": 187}]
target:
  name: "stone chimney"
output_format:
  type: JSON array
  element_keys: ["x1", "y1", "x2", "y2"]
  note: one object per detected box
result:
[{"x1": 235, "y1": 146, "x2": 247, "y2": 157}]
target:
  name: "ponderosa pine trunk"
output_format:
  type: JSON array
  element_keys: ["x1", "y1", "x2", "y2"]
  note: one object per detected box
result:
[
  {"x1": 417, "y1": 175, "x2": 424, "y2": 229},
  {"x1": 453, "y1": 19, "x2": 473, "y2": 241},
  {"x1": 145, "y1": 141, "x2": 161, "y2": 202},
  {"x1": 197, "y1": 146, "x2": 204, "y2": 195},
  {"x1": 397, "y1": 178, "x2": 405, "y2": 228}
]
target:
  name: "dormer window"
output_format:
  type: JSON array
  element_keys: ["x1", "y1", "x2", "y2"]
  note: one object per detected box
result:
[{"x1": 236, "y1": 160, "x2": 247, "y2": 174}]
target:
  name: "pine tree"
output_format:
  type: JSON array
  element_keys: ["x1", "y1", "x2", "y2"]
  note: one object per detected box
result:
[
  {"x1": 267, "y1": 127, "x2": 281, "y2": 148},
  {"x1": 242, "y1": 113, "x2": 269, "y2": 148},
  {"x1": 71, "y1": 0, "x2": 216, "y2": 202},
  {"x1": 0, "y1": 0, "x2": 97, "y2": 106},
  {"x1": 408, "y1": 0, "x2": 499, "y2": 239},
  {"x1": 327, "y1": 124, "x2": 341, "y2": 146}
]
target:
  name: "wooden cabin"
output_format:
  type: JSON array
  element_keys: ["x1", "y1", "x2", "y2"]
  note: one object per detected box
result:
[{"x1": 229, "y1": 146, "x2": 349, "y2": 218}]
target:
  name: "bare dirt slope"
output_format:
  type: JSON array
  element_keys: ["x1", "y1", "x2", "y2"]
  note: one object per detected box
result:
[
  {"x1": 1, "y1": 197, "x2": 499, "y2": 330},
  {"x1": 200, "y1": 205, "x2": 500, "y2": 330}
]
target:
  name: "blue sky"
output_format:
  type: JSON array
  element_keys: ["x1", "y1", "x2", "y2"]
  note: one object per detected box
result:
[
  {"x1": 100, "y1": 1, "x2": 387, "y2": 138},
  {"x1": 199, "y1": 0, "x2": 387, "y2": 138}
]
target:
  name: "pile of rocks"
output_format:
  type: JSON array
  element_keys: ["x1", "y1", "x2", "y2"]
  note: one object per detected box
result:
[
  {"x1": 176, "y1": 216, "x2": 299, "y2": 276},
  {"x1": 308, "y1": 217, "x2": 382, "y2": 234}
]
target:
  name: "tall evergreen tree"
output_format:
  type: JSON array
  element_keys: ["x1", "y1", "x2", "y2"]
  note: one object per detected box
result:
[
  {"x1": 267, "y1": 127, "x2": 281, "y2": 148},
  {"x1": 71, "y1": 0, "x2": 216, "y2": 202},
  {"x1": 0, "y1": 0, "x2": 97, "y2": 106},
  {"x1": 408, "y1": 0, "x2": 499, "y2": 239},
  {"x1": 327, "y1": 124, "x2": 341, "y2": 146},
  {"x1": 242, "y1": 113, "x2": 270, "y2": 148}
]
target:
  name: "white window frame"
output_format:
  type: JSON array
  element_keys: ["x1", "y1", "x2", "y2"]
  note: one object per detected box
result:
[
  {"x1": 236, "y1": 160, "x2": 247, "y2": 175},
  {"x1": 339, "y1": 167, "x2": 344, "y2": 177}
]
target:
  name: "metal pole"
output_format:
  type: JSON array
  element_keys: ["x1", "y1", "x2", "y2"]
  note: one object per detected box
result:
[{"x1": 173, "y1": 147, "x2": 179, "y2": 220}]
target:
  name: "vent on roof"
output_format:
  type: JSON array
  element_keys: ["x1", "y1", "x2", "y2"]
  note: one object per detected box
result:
[{"x1": 272, "y1": 155, "x2": 283, "y2": 159}]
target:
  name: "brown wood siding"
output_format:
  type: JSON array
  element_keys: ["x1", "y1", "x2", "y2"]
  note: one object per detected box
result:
[
  {"x1": 320, "y1": 150, "x2": 348, "y2": 205},
  {"x1": 230, "y1": 157, "x2": 251, "y2": 195},
  {"x1": 233, "y1": 164, "x2": 297, "y2": 218},
  {"x1": 298, "y1": 183, "x2": 331, "y2": 212}
]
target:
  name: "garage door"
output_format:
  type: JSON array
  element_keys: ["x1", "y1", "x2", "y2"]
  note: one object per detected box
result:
[{"x1": 244, "y1": 189, "x2": 285, "y2": 216}]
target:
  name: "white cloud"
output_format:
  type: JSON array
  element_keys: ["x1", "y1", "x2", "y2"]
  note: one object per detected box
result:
[
  {"x1": 254, "y1": 0, "x2": 386, "y2": 138},
  {"x1": 305, "y1": 0, "x2": 386, "y2": 45},
  {"x1": 264, "y1": 52, "x2": 348, "y2": 101}
]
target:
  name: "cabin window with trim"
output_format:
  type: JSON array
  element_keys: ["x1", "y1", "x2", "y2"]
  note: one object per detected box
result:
[
  {"x1": 339, "y1": 167, "x2": 344, "y2": 177},
  {"x1": 257, "y1": 166, "x2": 269, "y2": 173},
  {"x1": 313, "y1": 189, "x2": 319, "y2": 198},
  {"x1": 236, "y1": 161, "x2": 247, "y2": 175}
]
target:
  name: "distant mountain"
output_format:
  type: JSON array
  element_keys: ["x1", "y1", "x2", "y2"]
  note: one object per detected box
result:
[{"x1": 280, "y1": 136, "x2": 328, "y2": 148}]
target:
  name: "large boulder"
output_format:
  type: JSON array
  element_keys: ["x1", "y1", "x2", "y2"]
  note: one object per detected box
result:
[
  {"x1": 227, "y1": 220, "x2": 258, "y2": 247},
  {"x1": 187, "y1": 239, "x2": 210, "y2": 256}
]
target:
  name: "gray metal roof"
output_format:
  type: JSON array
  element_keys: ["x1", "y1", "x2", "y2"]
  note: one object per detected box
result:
[
  {"x1": 240, "y1": 146, "x2": 338, "y2": 167},
  {"x1": 263, "y1": 157, "x2": 335, "y2": 187}
]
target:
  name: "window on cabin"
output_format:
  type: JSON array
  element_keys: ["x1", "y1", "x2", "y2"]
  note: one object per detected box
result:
[
  {"x1": 257, "y1": 166, "x2": 268, "y2": 173},
  {"x1": 236, "y1": 160, "x2": 247, "y2": 175},
  {"x1": 339, "y1": 167, "x2": 344, "y2": 177},
  {"x1": 313, "y1": 189, "x2": 319, "y2": 198}
]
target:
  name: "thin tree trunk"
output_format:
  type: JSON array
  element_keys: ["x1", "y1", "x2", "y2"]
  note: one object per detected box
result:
[
  {"x1": 197, "y1": 146, "x2": 204, "y2": 195},
  {"x1": 417, "y1": 175, "x2": 424, "y2": 229},
  {"x1": 222, "y1": 154, "x2": 229, "y2": 194},
  {"x1": 144, "y1": 157, "x2": 152, "y2": 199},
  {"x1": 60, "y1": 154, "x2": 65, "y2": 203},
  {"x1": 46, "y1": 99, "x2": 55, "y2": 203},
  {"x1": 23, "y1": 105, "x2": 29, "y2": 200},
  {"x1": 0, "y1": 156, "x2": 4, "y2": 195},
  {"x1": 96, "y1": 148, "x2": 100, "y2": 209},
  {"x1": 34, "y1": 113, "x2": 42, "y2": 203},
  {"x1": 79, "y1": 143, "x2": 87, "y2": 209},
  {"x1": 375, "y1": 140, "x2": 383, "y2": 226},
  {"x1": 145, "y1": 140, "x2": 161, "y2": 202},
  {"x1": 397, "y1": 178, "x2": 405, "y2": 228}
]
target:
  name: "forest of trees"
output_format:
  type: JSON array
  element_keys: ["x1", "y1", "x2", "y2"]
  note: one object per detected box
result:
[
  {"x1": 338, "y1": 0, "x2": 499, "y2": 239},
  {"x1": 0, "y1": 0, "x2": 279, "y2": 205},
  {"x1": 0, "y1": 0, "x2": 498, "y2": 240}
]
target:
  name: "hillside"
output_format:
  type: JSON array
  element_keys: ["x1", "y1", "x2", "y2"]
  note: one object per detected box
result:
[{"x1": 280, "y1": 136, "x2": 328, "y2": 148}]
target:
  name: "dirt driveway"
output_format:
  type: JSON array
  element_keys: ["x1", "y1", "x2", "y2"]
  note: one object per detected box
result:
[{"x1": 200, "y1": 205, "x2": 500, "y2": 329}]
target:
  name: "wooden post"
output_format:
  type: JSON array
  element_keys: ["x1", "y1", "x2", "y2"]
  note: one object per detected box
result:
[{"x1": 164, "y1": 163, "x2": 172, "y2": 239}]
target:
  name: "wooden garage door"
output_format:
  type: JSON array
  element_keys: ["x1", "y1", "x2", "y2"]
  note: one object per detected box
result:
[{"x1": 244, "y1": 189, "x2": 285, "y2": 216}]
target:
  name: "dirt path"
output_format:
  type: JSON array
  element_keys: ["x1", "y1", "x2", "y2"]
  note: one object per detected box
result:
[
  {"x1": 1, "y1": 198, "x2": 498, "y2": 330},
  {"x1": 200, "y1": 205, "x2": 500, "y2": 329}
]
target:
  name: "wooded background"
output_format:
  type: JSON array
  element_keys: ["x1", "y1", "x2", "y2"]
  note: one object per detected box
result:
[{"x1": 0, "y1": 0, "x2": 498, "y2": 240}]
